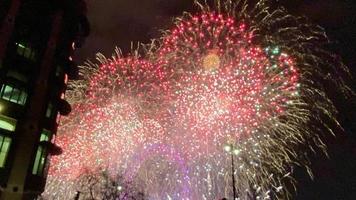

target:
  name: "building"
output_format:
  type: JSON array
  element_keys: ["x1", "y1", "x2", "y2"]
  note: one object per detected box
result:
[{"x1": 0, "y1": 0, "x2": 90, "y2": 199}]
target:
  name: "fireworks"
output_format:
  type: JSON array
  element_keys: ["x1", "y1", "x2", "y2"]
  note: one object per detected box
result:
[{"x1": 44, "y1": 1, "x2": 352, "y2": 199}]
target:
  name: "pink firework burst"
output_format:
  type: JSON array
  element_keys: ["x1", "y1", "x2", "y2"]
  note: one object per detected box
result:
[
  {"x1": 157, "y1": 13, "x2": 299, "y2": 156},
  {"x1": 44, "y1": 1, "x2": 352, "y2": 199}
]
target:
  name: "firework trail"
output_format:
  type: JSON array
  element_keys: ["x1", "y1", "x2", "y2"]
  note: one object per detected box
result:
[{"x1": 44, "y1": 0, "x2": 352, "y2": 199}]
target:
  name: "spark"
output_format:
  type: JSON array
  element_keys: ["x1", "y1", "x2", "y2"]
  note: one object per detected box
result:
[{"x1": 43, "y1": 1, "x2": 352, "y2": 199}]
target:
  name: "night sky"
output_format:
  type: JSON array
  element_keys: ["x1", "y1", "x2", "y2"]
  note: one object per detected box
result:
[{"x1": 75, "y1": 0, "x2": 356, "y2": 199}]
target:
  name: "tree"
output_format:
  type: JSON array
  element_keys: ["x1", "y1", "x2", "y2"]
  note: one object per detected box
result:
[
  {"x1": 39, "y1": 169, "x2": 146, "y2": 200},
  {"x1": 74, "y1": 170, "x2": 146, "y2": 200}
]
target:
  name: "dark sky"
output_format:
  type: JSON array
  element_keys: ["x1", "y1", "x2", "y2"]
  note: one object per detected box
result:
[
  {"x1": 75, "y1": 0, "x2": 356, "y2": 71},
  {"x1": 74, "y1": 0, "x2": 192, "y2": 62},
  {"x1": 76, "y1": 0, "x2": 356, "y2": 199}
]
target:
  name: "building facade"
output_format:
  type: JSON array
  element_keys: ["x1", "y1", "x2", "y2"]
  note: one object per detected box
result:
[{"x1": 0, "y1": 0, "x2": 90, "y2": 199}]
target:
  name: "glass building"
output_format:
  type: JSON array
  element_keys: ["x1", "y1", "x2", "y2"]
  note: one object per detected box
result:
[{"x1": 0, "y1": 0, "x2": 90, "y2": 199}]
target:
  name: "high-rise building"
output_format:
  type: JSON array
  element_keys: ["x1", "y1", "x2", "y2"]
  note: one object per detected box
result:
[{"x1": 0, "y1": 0, "x2": 90, "y2": 199}]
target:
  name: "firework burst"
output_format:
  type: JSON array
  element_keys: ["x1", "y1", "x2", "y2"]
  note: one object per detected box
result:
[
  {"x1": 44, "y1": 1, "x2": 352, "y2": 199},
  {"x1": 44, "y1": 51, "x2": 170, "y2": 199}
]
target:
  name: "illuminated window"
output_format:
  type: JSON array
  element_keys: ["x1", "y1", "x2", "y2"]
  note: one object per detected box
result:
[
  {"x1": 0, "y1": 115, "x2": 16, "y2": 168},
  {"x1": 32, "y1": 146, "x2": 46, "y2": 176},
  {"x1": 0, "y1": 84, "x2": 27, "y2": 105},
  {"x1": 0, "y1": 115, "x2": 17, "y2": 132},
  {"x1": 40, "y1": 129, "x2": 51, "y2": 142},
  {"x1": 32, "y1": 129, "x2": 52, "y2": 176},
  {"x1": 0, "y1": 136, "x2": 11, "y2": 167},
  {"x1": 16, "y1": 42, "x2": 36, "y2": 61}
]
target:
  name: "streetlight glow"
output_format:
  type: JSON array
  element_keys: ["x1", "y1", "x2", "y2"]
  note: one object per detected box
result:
[
  {"x1": 224, "y1": 145, "x2": 232, "y2": 152},
  {"x1": 224, "y1": 144, "x2": 240, "y2": 155},
  {"x1": 233, "y1": 149, "x2": 240, "y2": 155},
  {"x1": 224, "y1": 143, "x2": 239, "y2": 199}
]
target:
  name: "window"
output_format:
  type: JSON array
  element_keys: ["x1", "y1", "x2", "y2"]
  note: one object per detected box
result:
[
  {"x1": 32, "y1": 146, "x2": 46, "y2": 176},
  {"x1": 0, "y1": 115, "x2": 16, "y2": 168},
  {"x1": 55, "y1": 65, "x2": 64, "y2": 77},
  {"x1": 0, "y1": 136, "x2": 11, "y2": 167},
  {"x1": 40, "y1": 129, "x2": 51, "y2": 142},
  {"x1": 0, "y1": 84, "x2": 27, "y2": 105},
  {"x1": 46, "y1": 103, "x2": 53, "y2": 118},
  {"x1": 0, "y1": 115, "x2": 17, "y2": 132},
  {"x1": 7, "y1": 70, "x2": 28, "y2": 83},
  {"x1": 16, "y1": 42, "x2": 36, "y2": 61},
  {"x1": 32, "y1": 129, "x2": 52, "y2": 176}
]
